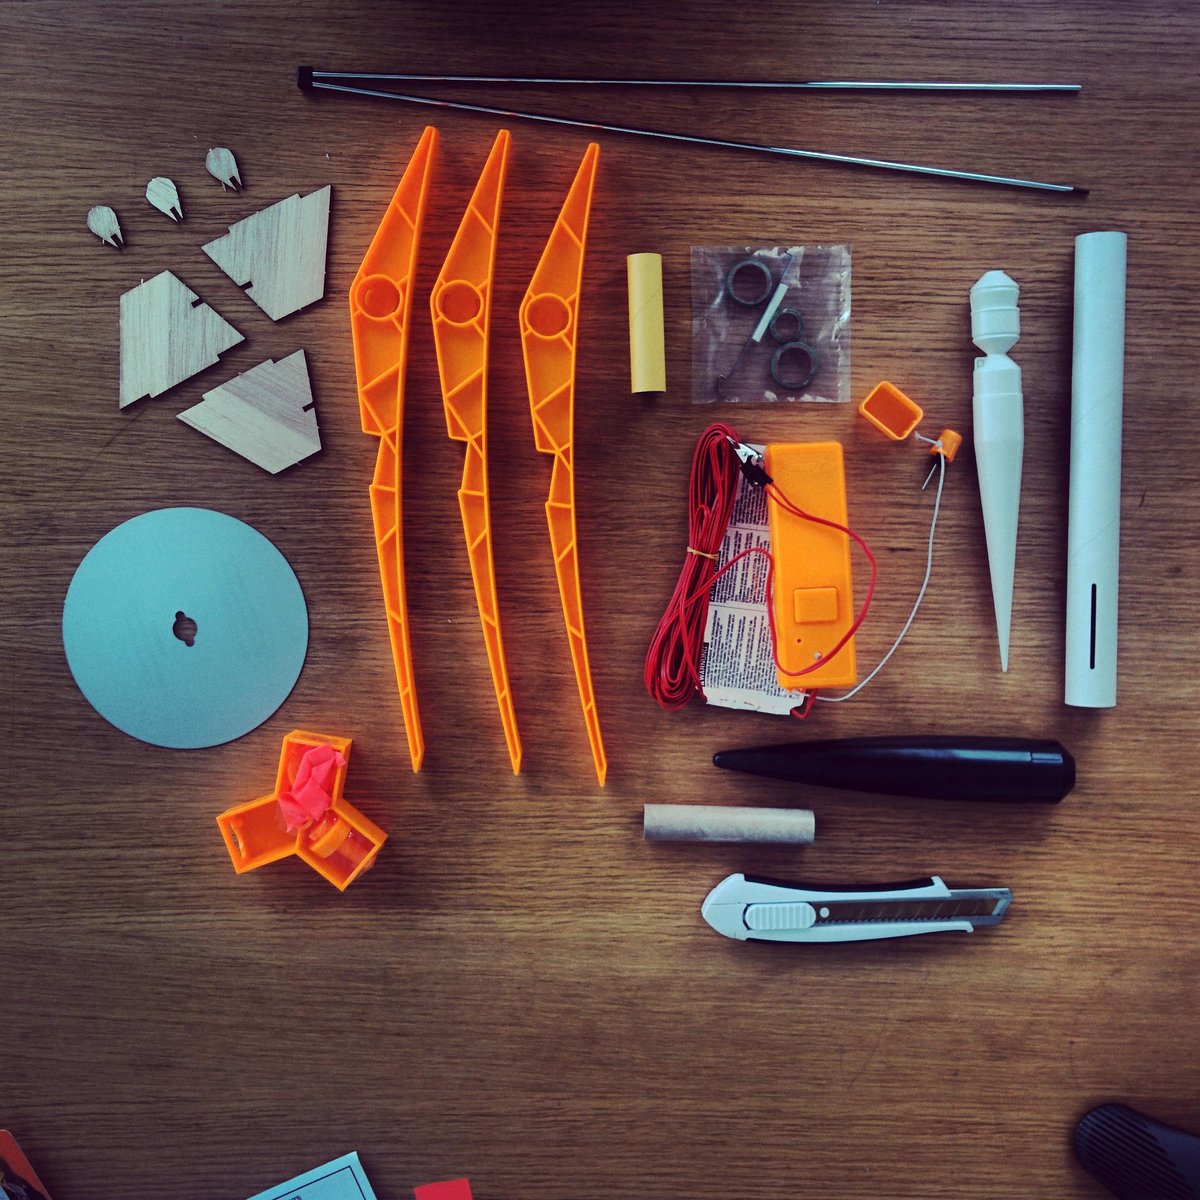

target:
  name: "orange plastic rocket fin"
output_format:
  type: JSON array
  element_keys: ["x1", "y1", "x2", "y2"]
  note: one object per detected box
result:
[
  {"x1": 430, "y1": 129, "x2": 522, "y2": 774},
  {"x1": 349, "y1": 125, "x2": 438, "y2": 773},
  {"x1": 518, "y1": 144, "x2": 606, "y2": 786}
]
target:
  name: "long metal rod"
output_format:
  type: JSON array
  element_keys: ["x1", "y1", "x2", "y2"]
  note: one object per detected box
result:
[
  {"x1": 303, "y1": 78, "x2": 1086, "y2": 195},
  {"x1": 308, "y1": 69, "x2": 1081, "y2": 93}
]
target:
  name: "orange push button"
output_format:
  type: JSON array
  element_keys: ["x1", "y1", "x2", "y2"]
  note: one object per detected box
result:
[{"x1": 794, "y1": 586, "x2": 839, "y2": 624}]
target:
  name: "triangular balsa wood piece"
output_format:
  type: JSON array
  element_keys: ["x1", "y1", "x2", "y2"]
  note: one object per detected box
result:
[
  {"x1": 118, "y1": 270, "x2": 244, "y2": 408},
  {"x1": 201, "y1": 187, "x2": 332, "y2": 320},
  {"x1": 178, "y1": 350, "x2": 320, "y2": 474}
]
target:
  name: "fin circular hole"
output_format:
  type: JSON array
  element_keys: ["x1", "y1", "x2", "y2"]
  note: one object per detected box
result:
[
  {"x1": 524, "y1": 292, "x2": 572, "y2": 339},
  {"x1": 436, "y1": 279, "x2": 483, "y2": 325},
  {"x1": 356, "y1": 275, "x2": 404, "y2": 320}
]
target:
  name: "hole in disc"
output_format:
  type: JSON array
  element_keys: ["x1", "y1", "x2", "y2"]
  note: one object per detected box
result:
[{"x1": 173, "y1": 610, "x2": 198, "y2": 647}]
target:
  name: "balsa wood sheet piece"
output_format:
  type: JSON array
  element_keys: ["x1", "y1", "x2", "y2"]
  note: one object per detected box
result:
[
  {"x1": 201, "y1": 186, "x2": 332, "y2": 320},
  {"x1": 178, "y1": 350, "x2": 320, "y2": 473},
  {"x1": 86, "y1": 204, "x2": 123, "y2": 248},
  {"x1": 205, "y1": 146, "x2": 242, "y2": 191},
  {"x1": 145, "y1": 175, "x2": 183, "y2": 221},
  {"x1": 118, "y1": 270, "x2": 243, "y2": 408}
]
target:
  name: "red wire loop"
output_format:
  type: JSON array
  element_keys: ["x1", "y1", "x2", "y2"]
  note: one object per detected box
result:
[
  {"x1": 643, "y1": 423, "x2": 740, "y2": 709},
  {"x1": 644, "y1": 424, "x2": 878, "y2": 712}
]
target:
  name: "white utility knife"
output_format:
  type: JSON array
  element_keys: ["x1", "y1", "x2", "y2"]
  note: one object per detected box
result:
[{"x1": 702, "y1": 873, "x2": 1012, "y2": 943}]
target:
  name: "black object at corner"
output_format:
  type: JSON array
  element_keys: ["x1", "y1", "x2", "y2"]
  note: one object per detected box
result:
[{"x1": 1075, "y1": 1103, "x2": 1200, "y2": 1199}]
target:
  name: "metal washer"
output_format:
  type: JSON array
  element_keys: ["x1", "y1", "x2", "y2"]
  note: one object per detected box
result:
[
  {"x1": 723, "y1": 258, "x2": 774, "y2": 307},
  {"x1": 770, "y1": 340, "x2": 820, "y2": 391}
]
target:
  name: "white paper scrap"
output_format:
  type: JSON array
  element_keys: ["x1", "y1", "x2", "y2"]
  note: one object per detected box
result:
[{"x1": 699, "y1": 454, "x2": 805, "y2": 715}]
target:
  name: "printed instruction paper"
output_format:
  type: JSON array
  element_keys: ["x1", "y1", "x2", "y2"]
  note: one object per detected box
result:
[
  {"x1": 247, "y1": 1152, "x2": 378, "y2": 1200},
  {"x1": 700, "y1": 457, "x2": 802, "y2": 715}
]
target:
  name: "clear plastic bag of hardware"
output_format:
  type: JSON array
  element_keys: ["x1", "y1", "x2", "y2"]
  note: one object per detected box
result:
[{"x1": 690, "y1": 244, "x2": 851, "y2": 404}]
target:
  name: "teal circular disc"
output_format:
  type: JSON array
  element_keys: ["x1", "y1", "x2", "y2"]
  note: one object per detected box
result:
[{"x1": 63, "y1": 507, "x2": 308, "y2": 749}]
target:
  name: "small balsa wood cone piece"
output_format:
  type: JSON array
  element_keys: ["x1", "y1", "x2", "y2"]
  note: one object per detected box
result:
[
  {"x1": 145, "y1": 176, "x2": 183, "y2": 221},
  {"x1": 86, "y1": 205, "x2": 124, "y2": 249},
  {"x1": 643, "y1": 804, "x2": 815, "y2": 844},
  {"x1": 206, "y1": 146, "x2": 242, "y2": 191}
]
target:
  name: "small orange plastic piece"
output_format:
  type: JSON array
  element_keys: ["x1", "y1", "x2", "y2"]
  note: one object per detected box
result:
[
  {"x1": 519, "y1": 144, "x2": 607, "y2": 786},
  {"x1": 430, "y1": 129, "x2": 522, "y2": 774},
  {"x1": 764, "y1": 442, "x2": 858, "y2": 690},
  {"x1": 415, "y1": 1183, "x2": 473, "y2": 1200},
  {"x1": 859, "y1": 380, "x2": 924, "y2": 441},
  {"x1": 216, "y1": 731, "x2": 387, "y2": 891},
  {"x1": 274, "y1": 729, "x2": 352, "y2": 798},
  {"x1": 217, "y1": 793, "x2": 296, "y2": 871},
  {"x1": 350, "y1": 125, "x2": 438, "y2": 773},
  {"x1": 931, "y1": 427, "x2": 963, "y2": 461}
]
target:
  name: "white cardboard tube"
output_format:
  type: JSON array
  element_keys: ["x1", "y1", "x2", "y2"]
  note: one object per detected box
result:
[
  {"x1": 1066, "y1": 231, "x2": 1127, "y2": 708},
  {"x1": 643, "y1": 804, "x2": 815, "y2": 844}
]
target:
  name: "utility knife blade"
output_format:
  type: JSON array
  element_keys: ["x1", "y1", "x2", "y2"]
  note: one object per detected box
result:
[{"x1": 701, "y1": 873, "x2": 1012, "y2": 943}]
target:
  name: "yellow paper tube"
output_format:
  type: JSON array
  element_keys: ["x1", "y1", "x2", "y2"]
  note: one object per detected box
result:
[{"x1": 627, "y1": 252, "x2": 666, "y2": 393}]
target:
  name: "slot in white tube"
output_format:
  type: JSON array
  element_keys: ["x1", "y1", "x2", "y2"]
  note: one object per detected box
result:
[{"x1": 1066, "y1": 231, "x2": 1127, "y2": 708}]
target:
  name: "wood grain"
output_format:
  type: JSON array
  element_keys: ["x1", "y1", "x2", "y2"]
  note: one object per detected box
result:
[
  {"x1": 118, "y1": 270, "x2": 244, "y2": 407},
  {"x1": 201, "y1": 187, "x2": 332, "y2": 321},
  {"x1": 2, "y1": 2, "x2": 1198, "y2": 1197},
  {"x1": 179, "y1": 350, "x2": 321, "y2": 475}
]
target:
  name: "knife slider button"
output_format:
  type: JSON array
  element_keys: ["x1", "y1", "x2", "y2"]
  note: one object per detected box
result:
[{"x1": 744, "y1": 902, "x2": 817, "y2": 932}]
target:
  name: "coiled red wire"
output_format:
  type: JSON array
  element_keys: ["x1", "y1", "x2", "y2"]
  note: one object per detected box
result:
[
  {"x1": 643, "y1": 423, "x2": 741, "y2": 709},
  {"x1": 644, "y1": 423, "x2": 878, "y2": 711}
]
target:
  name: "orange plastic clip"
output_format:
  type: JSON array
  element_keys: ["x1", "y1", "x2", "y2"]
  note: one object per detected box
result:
[
  {"x1": 216, "y1": 731, "x2": 387, "y2": 891},
  {"x1": 349, "y1": 125, "x2": 438, "y2": 773},
  {"x1": 931, "y1": 428, "x2": 963, "y2": 461},
  {"x1": 859, "y1": 380, "x2": 924, "y2": 441},
  {"x1": 519, "y1": 144, "x2": 606, "y2": 786},
  {"x1": 430, "y1": 129, "x2": 522, "y2": 774}
]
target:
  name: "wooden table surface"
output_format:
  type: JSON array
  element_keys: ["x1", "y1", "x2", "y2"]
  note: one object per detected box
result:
[{"x1": 4, "y1": 2, "x2": 1198, "y2": 1197}]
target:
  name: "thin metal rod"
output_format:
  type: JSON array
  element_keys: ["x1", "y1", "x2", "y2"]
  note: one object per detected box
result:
[
  {"x1": 308, "y1": 69, "x2": 1081, "y2": 93},
  {"x1": 304, "y1": 79, "x2": 1086, "y2": 195}
]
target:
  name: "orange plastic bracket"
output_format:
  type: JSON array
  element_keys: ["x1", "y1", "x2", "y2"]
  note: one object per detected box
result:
[
  {"x1": 518, "y1": 144, "x2": 606, "y2": 785},
  {"x1": 859, "y1": 380, "x2": 924, "y2": 441},
  {"x1": 216, "y1": 730, "x2": 387, "y2": 891},
  {"x1": 430, "y1": 129, "x2": 522, "y2": 774},
  {"x1": 349, "y1": 125, "x2": 438, "y2": 773},
  {"x1": 764, "y1": 442, "x2": 858, "y2": 690}
]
